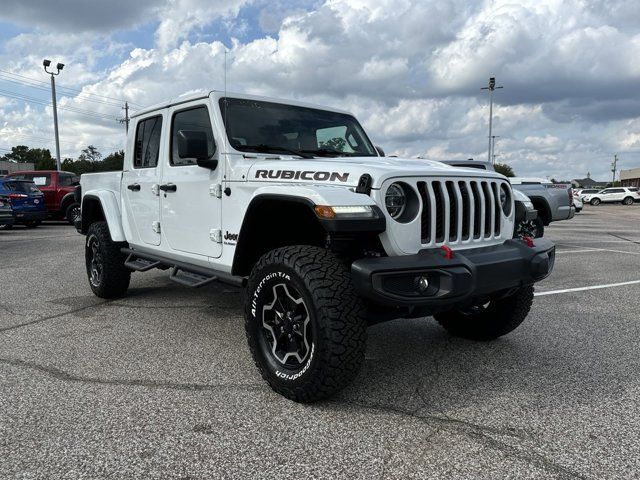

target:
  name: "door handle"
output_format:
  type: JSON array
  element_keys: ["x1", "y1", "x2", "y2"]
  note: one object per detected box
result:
[
  {"x1": 127, "y1": 183, "x2": 141, "y2": 191},
  {"x1": 159, "y1": 183, "x2": 177, "y2": 192}
]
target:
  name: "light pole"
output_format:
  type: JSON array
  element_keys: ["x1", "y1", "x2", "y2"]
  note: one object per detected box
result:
[
  {"x1": 611, "y1": 154, "x2": 618, "y2": 185},
  {"x1": 491, "y1": 135, "x2": 500, "y2": 165},
  {"x1": 481, "y1": 77, "x2": 503, "y2": 163},
  {"x1": 43, "y1": 59, "x2": 64, "y2": 171}
]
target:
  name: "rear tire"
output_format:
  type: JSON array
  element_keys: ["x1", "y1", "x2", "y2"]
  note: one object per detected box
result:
[
  {"x1": 590, "y1": 198, "x2": 601, "y2": 206},
  {"x1": 66, "y1": 203, "x2": 81, "y2": 224},
  {"x1": 245, "y1": 245, "x2": 367, "y2": 402},
  {"x1": 0, "y1": 223, "x2": 12, "y2": 230},
  {"x1": 85, "y1": 221, "x2": 131, "y2": 298},
  {"x1": 434, "y1": 286, "x2": 534, "y2": 341},
  {"x1": 622, "y1": 196, "x2": 634, "y2": 205}
]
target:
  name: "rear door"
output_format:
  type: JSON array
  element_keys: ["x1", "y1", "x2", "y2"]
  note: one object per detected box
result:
[
  {"x1": 121, "y1": 114, "x2": 164, "y2": 246},
  {"x1": 160, "y1": 102, "x2": 222, "y2": 259}
]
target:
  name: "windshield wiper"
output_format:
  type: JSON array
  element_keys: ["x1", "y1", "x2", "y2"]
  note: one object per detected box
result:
[
  {"x1": 239, "y1": 144, "x2": 314, "y2": 159},
  {"x1": 301, "y1": 148, "x2": 356, "y2": 157}
]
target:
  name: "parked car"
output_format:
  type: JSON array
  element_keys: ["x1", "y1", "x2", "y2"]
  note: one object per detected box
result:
[
  {"x1": 0, "y1": 195, "x2": 14, "y2": 229},
  {"x1": 0, "y1": 178, "x2": 46, "y2": 229},
  {"x1": 512, "y1": 189, "x2": 543, "y2": 238},
  {"x1": 438, "y1": 161, "x2": 574, "y2": 236},
  {"x1": 573, "y1": 197, "x2": 583, "y2": 212},
  {"x1": 582, "y1": 187, "x2": 640, "y2": 205},
  {"x1": 578, "y1": 188, "x2": 601, "y2": 200},
  {"x1": 6, "y1": 170, "x2": 80, "y2": 224}
]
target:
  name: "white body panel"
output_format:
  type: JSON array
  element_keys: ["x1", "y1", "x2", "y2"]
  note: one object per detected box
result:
[{"x1": 80, "y1": 91, "x2": 517, "y2": 274}]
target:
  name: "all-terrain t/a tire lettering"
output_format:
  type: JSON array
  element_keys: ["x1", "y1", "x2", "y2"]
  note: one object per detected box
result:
[
  {"x1": 245, "y1": 245, "x2": 367, "y2": 402},
  {"x1": 85, "y1": 221, "x2": 131, "y2": 298}
]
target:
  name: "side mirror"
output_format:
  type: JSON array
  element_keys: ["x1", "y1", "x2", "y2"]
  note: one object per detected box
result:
[
  {"x1": 177, "y1": 130, "x2": 218, "y2": 170},
  {"x1": 375, "y1": 145, "x2": 385, "y2": 157}
]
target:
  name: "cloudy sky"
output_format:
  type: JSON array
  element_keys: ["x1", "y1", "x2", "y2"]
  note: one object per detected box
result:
[{"x1": 1, "y1": 0, "x2": 639, "y2": 180}]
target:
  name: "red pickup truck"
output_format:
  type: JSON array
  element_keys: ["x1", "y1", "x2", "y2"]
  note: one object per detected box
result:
[{"x1": 6, "y1": 170, "x2": 80, "y2": 224}]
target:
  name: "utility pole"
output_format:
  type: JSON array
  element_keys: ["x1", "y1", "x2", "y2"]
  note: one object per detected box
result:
[
  {"x1": 119, "y1": 101, "x2": 130, "y2": 133},
  {"x1": 481, "y1": 77, "x2": 503, "y2": 163},
  {"x1": 491, "y1": 135, "x2": 500, "y2": 165},
  {"x1": 611, "y1": 154, "x2": 618, "y2": 185},
  {"x1": 43, "y1": 59, "x2": 64, "y2": 171}
]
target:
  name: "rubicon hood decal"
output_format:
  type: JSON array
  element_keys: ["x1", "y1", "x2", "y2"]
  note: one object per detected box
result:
[{"x1": 255, "y1": 169, "x2": 349, "y2": 182}]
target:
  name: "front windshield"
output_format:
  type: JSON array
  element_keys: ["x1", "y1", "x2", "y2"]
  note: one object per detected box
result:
[{"x1": 219, "y1": 97, "x2": 377, "y2": 157}]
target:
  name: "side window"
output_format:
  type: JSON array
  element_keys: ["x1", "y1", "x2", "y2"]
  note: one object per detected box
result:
[
  {"x1": 134, "y1": 116, "x2": 163, "y2": 168},
  {"x1": 59, "y1": 173, "x2": 74, "y2": 186},
  {"x1": 171, "y1": 106, "x2": 215, "y2": 166}
]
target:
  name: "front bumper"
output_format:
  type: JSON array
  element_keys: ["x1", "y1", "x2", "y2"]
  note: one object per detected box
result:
[{"x1": 351, "y1": 239, "x2": 555, "y2": 308}]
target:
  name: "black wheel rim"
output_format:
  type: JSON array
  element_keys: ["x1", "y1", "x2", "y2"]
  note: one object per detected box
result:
[
  {"x1": 71, "y1": 206, "x2": 81, "y2": 221},
  {"x1": 88, "y1": 235, "x2": 103, "y2": 287},
  {"x1": 261, "y1": 283, "x2": 312, "y2": 368},
  {"x1": 516, "y1": 220, "x2": 538, "y2": 238}
]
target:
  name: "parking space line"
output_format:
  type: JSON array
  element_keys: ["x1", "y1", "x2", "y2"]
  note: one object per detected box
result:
[
  {"x1": 556, "y1": 244, "x2": 640, "y2": 255},
  {"x1": 555, "y1": 249, "x2": 602, "y2": 254},
  {"x1": 535, "y1": 279, "x2": 640, "y2": 296}
]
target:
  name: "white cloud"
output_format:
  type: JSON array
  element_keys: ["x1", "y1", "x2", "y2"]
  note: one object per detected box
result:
[{"x1": 1, "y1": 0, "x2": 640, "y2": 182}]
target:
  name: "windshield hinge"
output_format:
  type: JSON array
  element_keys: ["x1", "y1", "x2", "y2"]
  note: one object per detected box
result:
[{"x1": 209, "y1": 183, "x2": 223, "y2": 198}]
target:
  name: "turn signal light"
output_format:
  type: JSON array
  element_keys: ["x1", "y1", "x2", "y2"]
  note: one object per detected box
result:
[{"x1": 314, "y1": 206, "x2": 336, "y2": 219}]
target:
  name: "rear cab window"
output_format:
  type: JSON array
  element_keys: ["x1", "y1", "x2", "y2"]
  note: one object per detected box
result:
[{"x1": 134, "y1": 116, "x2": 163, "y2": 168}]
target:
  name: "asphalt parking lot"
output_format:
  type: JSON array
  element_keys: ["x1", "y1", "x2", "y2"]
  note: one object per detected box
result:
[{"x1": 1, "y1": 206, "x2": 639, "y2": 479}]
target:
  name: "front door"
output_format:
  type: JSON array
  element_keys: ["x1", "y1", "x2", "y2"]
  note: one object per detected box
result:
[
  {"x1": 122, "y1": 114, "x2": 164, "y2": 246},
  {"x1": 160, "y1": 103, "x2": 222, "y2": 258}
]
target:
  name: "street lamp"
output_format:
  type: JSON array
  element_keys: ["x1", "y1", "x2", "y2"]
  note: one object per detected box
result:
[
  {"x1": 481, "y1": 77, "x2": 503, "y2": 164},
  {"x1": 43, "y1": 59, "x2": 64, "y2": 171}
]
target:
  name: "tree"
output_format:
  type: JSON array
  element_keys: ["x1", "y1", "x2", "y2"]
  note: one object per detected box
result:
[
  {"x1": 101, "y1": 150, "x2": 124, "y2": 171},
  {"x1": 1, "y1": 145, "x2": 53, "y2": 166},
  {"x1": 494, "y1": 162, "x2": 515, "y2": 177},
  {"x1": 319, "y1": 137, "x2": 347, "y2": 152},
  {"x1": 79, "y1": 145, "x2": 102, "y2": 162}
]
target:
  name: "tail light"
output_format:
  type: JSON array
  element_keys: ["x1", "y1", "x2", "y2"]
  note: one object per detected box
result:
[{"x1": 8, "y1": 193, "x2": 27, "y2": 200}]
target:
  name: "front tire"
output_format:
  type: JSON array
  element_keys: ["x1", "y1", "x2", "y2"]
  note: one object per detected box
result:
[
  {"x1": 245, "y1": 245, "x2": 367, "y2": 402},
  {"x1": 590, "y1": 198, "x2": 601, "y2": 206},
  {"x1": 434, "y1": 286, "x2": 534, "y2": 341},
  {"x1": 514, "y1": 217, "x2": 544, "y2": 238},
  {"x1": 622, "y1": 196, "x2": 634, "y2": 205},
  {"x1": 85, "y1": 221, "x2": 131, "y2": 298}
]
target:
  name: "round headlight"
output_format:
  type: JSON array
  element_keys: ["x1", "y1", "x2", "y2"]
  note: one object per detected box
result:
[
  {"x1": 500, "y1": 184, "x2": 512, "y2": 215},
  {"x1": 385, "y1": 183, "x2": 406, "y2": 219}
]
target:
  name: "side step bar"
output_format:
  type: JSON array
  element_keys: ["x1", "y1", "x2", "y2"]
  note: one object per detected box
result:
[
  {"x1": 124, "y1": 254, "x2": 162, "y2": 272},
  {"x1": 169, "y1": 266, "x2": 218, "y2": 288},
  {"x1": 121, "y1": 247, "x2": 245, "y2": 288}
]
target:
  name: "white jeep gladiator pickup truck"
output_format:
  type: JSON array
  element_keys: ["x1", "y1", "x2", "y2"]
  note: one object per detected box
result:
[{"x1": 76, "y1": 91, "x2": 555, "y2": 402}]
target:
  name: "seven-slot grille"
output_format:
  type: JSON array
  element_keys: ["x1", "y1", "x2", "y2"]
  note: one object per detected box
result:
[{"x1": 416, "y1": 179, "x2": 505, "y2": 245}]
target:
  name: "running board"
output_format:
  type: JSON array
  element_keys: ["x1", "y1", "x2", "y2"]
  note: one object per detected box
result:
[
  {"x1": 169, "y1": 266, "x2": 218, "y2": 288},
  {"x1": 120, "y1": 247, "x2": 245, "y2": 288},
  {"x1": 124, "y1": 254, "x2": 162, "y2": 272}
]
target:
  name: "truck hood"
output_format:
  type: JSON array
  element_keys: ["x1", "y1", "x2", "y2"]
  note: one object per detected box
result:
[{"x1": 245, "y1": 156, "x2": 506, "y2": 189}]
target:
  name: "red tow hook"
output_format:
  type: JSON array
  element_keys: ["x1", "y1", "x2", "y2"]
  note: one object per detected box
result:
[
  {"x1": 440, "y1": 245, "x2": 454, "y2": 260},
  {"x1": 522, "y1": 236, "x2": 535, "y2": 248}
]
